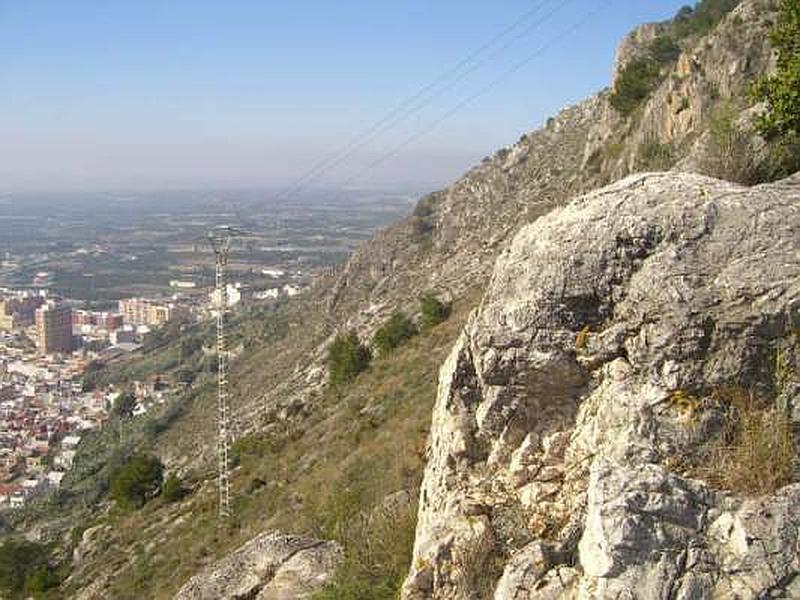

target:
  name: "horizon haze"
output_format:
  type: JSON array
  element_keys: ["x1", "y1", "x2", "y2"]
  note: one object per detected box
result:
[{"x1": 2, "y1": 0, "x2": 689, "y2": 193}]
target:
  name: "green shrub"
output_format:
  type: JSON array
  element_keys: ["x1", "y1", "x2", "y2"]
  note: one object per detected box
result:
[
  {"x1": 23, "y1": 566, "x2": 62, "y2": 598},
  {"x1": 697, "y1": 104, "x2": 759, "y2": 184},
  {"x1": 610, "y1": 57, "x2": 663, "y2": 116},
  {"x1": 179, "y1": 335, "x2": 203, "y2": 359},
  {"x1": 411, "y1": 193, "x2": 439, "y2": 243},
  {"x1": 752, "y1": 0, "x2": 800, "y2": 178},
  {"x1": 610, "y1": 32, "x2": 683, "y2": 117},
  {"x1": 312, "y1": 499, "x2": 417, "y2": 600},
  {"x1": 161, "y1": 475, "x2": 188, "y2": 503},
  {"x1": 611, "y1": 0, "x2": 742, "y2": 117},
  {"x1": 373, "y1": 313, "x2": 417, "y2": 355},
  {"x1": 112, "y1": 391, "x2": 137, "y2": 419},
  {"x1": 636, "y1": 139, "x2": 676, "y2": 171},
  {"x1": 671, "y1": 0, "x2": 741, "y2": 39},
  {"x1": 328, "y1": 332, "x2": 372, "y2": 386},
  {"x1": 81, "y1": 360, "x2": 105, "y2": 392},
  {"x1": 756, "y1": 136, "x2": 800, "y2": 182},
  {"x1": 419, "y1": 294, "x2": 451, "y2": 330},
  {"x1": 110, "y1": 453, "x2": 164, "y2": 510},
  {"x1": 412, "y1": 194, "x2": 437, "y2": 220},
  {"x1": 649, "y1": 35, "x2": 681, "y2": 63},
  {"x1": 0, "y1": 538, "x2": 59, "y2": 599}
]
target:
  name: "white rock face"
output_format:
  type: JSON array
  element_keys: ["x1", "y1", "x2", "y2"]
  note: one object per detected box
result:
[
  {"x1": 174, "y1": 531, "x2": 341, "y2": 600},
  {"x1": 402, "y1": 172, "x2": 800, "y2": 599}
]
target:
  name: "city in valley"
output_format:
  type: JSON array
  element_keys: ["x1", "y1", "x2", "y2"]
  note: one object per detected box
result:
[{"x1": 0, "y1": 188, "x2": 412, "y2": 512}]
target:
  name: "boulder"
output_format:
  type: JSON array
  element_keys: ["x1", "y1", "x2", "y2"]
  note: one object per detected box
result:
[
  {"x1": 174, "y1": 531, "x2": 341, "y2": 600},
  {"x1": 403, "y1": 171, "x2": 800, "y2": 599}
]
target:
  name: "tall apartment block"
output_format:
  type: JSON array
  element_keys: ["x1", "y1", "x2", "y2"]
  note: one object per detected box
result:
[
  {"x1": 35, "y1": 303, "x2": 74, "y2": 355},
  {"x1": 118, "y1": 297, "x2": 182, "y2": 327}
]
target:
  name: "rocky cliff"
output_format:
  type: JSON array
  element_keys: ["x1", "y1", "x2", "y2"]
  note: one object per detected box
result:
[
  {"x1": 231, "y1": 0, "x2": 777, "y2": 445},
  {"x1": 402, "y1": 171, "x2": 800, "y2": 599},
  {"x1": 42, "y1": 0, "x2": 799, "y2": 597}
]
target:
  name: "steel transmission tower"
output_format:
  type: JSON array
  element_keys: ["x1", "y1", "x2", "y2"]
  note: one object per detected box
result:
[{"x1": 207, "y1": 226, "x2": 243, "y2": 519}]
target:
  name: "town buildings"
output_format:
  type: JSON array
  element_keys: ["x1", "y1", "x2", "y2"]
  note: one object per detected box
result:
[
  {"x1": 118, "y1": 297, "x2": 186, "y2": 327},
  {"x1": 35, "y1": 303, "x2": 74, "y2": 355},
  {"x1": 73, "y1": 310, "x2": 123, "y2": 332},
  {"x1": 209, "y1": 282, "x2": 253, "y2": 309},
  {"x1": 0, "y1": 292, "x2": 45, "y2": 331},
  {"x1": 0, "y1": 332, "x2": 112, "y2": 511}
]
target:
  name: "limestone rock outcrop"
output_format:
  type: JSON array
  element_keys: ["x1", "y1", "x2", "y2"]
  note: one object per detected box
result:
[
  {"x1": 174, "y1": 532, "x2": 341, "y2": 600},
  {"x1": 403, "y1": 172, "x2": 800, "y2": 599}
]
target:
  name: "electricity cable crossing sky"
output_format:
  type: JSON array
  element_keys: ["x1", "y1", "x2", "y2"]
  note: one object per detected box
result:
[
  {"x1": 272, "y1": 0, "x2": 567, "y2": 202},
  {"x1": 0, "y1": 0, "x2": 690, "y2": 191},
  {"x1": 339, "y1": 0, "x2": 613, "y2": 189}
]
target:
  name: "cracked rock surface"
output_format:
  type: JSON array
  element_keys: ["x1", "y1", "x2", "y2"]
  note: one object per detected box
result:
[
  {"x1": 402, "y1": 172, "x2": 800, "y2": 599},
  {"x1": 173, "y1": 531, "x2": 341, "y2": 600}
]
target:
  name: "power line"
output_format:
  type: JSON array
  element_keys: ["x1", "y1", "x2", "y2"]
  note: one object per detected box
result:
[
  {"x1": 207, "y1": 225, "x2": 248, "y2": 520},
  {"x1": 281, "y1": 0, "x2": 573, "y2": 198},
  {"x1": 272, "y1": 0, "x2": 565, "y2": 202},
  {"x1": 339, "y1": 1, "x2": 611, "y2": 188}
]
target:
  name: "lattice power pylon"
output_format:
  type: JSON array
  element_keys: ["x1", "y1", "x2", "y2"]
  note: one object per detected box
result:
[{"x1": 208, "y1": 226, "x2": 243, "y2": 519}]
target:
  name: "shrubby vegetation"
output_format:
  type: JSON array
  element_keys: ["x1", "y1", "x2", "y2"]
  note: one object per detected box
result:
[
  {"x1": 419, "y1": 294, "x2": 451, "y2": 330},
  {"x1": 80, "y1": 359, "x2": 105, "y2": 392},
  {"x1": 161, "y1": 474, "x2": 188, "y2": 503},
  {"x1": 112, "y1": 390, "x2": 137, "y2": 419},
  {"x1": 110, "y1": 453, "x2": 164, "y2": 510},
  {"x1": 636, "y1": 139, "x2": 676, "y2": 171},
  {"x1": 611, "y1": 0, "x2": 742, "y2": 116},
  {"x1": 752, "y1": 0, "x2": 800, "y2": 180},
  {"x1": 697, "y1": 104, "x2": 761, "y2": 184},
  {"x1": 671, "y1": 0, "x2": 741, "y2": 39},
  {"x1": 373, "y1": 312, "x2": 417, "y2": 355},
  {"x1": 699, "y1": 0, "x2": 800, "y2": 184},
  {"x1": 610, "y1": 54, "x2": 665, "y2": 116},
  {"x1": 309, "y1": 464, "x2": 418, "y2": 600},
  {"x1": 327, "y1": 331, "x2": 372, "y2": 386},
  {"x1": 313, "y1": 503, "x2": 416, "y2": 600},
  {"x1": 179, "y1": 334, "x2": 203, "y2": 360},
  {"x1": 697, "y1": 387, "x2": 795, "y2": 494},
  {"x1": 0, "y1": 539, "x2": 61, "y2": 599},
  {"x1": 225, "y1": 303, "x2": 473, "y2": 600},
  {"x1": 648, "y1": 34, "x2": 681, "y2": 64},
  {"x1": 674, "y1": 341, "x2": 797, "y2": 495},
  {"x1": 411, "y1": 193, "x2": 438, "y2": 242}
]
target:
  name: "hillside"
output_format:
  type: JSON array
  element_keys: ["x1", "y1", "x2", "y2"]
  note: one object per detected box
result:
[
  {"x1": 156, "y1": 0, "x2": 780, "y2": 470},
  {"x1": 403, "y1": 170, "x2": 800, "y2": 599},
  {"x1": 5, "y1": 0, "x2": 798, "y2": 598}
]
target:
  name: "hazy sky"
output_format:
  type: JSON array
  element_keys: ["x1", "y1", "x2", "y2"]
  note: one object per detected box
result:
[{"x1": 1, "y1": 0, "x2": 688, "y2": 193}]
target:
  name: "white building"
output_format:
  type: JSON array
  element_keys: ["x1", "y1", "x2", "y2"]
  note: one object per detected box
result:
[
  {"x1": 61, "y1": 434, "x2": 81, "y2": 450},
  {"x1": 54, "y1": 449, "x2": 77, "y2": 470}
]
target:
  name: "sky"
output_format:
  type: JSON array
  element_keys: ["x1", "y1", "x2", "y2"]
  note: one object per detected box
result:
[{"x1": 0, "y1": 0, "x2": 690, "y2": 194}]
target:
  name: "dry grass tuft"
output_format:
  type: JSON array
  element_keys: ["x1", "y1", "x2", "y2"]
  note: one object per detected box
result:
[{"x1": 697, "y1": 387, "x2": 795, "y2": 495}]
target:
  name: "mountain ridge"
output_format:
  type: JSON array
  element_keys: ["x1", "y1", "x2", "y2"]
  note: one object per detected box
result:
[{"x1": 10, "y1": 1, "x2": 798, "y2": 598}]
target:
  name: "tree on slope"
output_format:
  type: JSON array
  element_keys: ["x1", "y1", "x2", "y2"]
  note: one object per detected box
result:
[
  {"x1": 752, "y1": 0, "x2": 800, "y2": 180},
  {"x1": 754, "y1": 0, "x2": 800, "y2": 142}
]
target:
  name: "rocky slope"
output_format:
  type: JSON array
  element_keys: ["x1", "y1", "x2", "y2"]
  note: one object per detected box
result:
[
  {"x1": 402, "y1": 171, "x2": 800, "y2": 599},
  {"x1": 43, "y1": 0, "x2": 795, "y2": 597},
  {"x1": 174, "y1": 532, "x2": 341, "y2": 600},
  {"x1": 225, "y1": 0, "x2": 777, "y2": 448}
]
